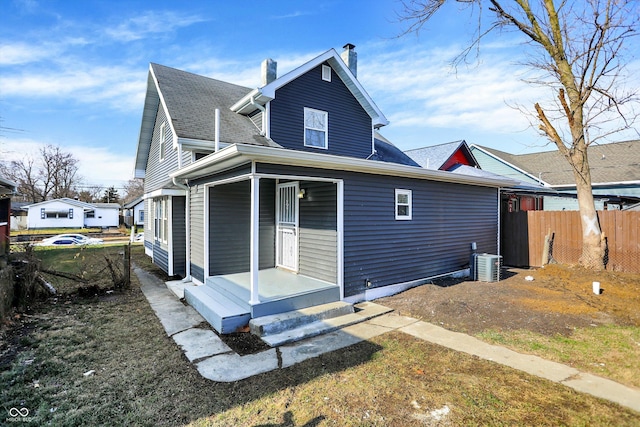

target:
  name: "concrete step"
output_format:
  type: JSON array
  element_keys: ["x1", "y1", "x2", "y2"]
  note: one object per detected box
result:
[
  {"x1": 184, "y1": 285, "x2": 250, "y2": 334},
  {"x1": 250, "y1": 301, "x2": 354, "y2": 336},
  {"x1": 251, "y1": 301, "x2": 394, "y2": 347}
]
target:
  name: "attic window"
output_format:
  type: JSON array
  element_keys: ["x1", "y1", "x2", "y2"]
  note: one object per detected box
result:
[
  {"x1": 304, "y1": 107, "x2": 328, "y2": 149},
  {"x1": 159, "y1": 122, "x2": 166, "y2": 161},
  {"x1": 322, "y1": 65, "x2": 331, "y2": 82}
]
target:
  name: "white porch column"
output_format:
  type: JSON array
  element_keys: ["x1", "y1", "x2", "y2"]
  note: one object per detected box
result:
[{"x1": 250, "y1": 176, "x2": 260, "y2": 304}]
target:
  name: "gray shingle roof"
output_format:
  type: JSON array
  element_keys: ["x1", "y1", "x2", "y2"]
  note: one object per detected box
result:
[
  {"x1": 370, "y1": 131, "x2": 420, "y2": 167},
  {"x1": 151, "y1": 63, "x2": 275, "y2": 146},
  {"x1": 477, "y1": 140, "x2": 640, "y2": 185},
  {"x1": 404, "y1": 141, "x2": 473, "y2": 170}
]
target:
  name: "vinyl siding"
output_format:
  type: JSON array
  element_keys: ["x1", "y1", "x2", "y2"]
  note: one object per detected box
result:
[
  {"x1": 190, "y1": 184, "x2": 205, "y2": 282},
  {"x1": 207, "y1": 179, "x2": 276, "y2": 275},
  {"x1": 299, "y1": 181, "x2": 337, "y2": 283},
  {"x1": 269, "y1": 63, "x2": 373, "y2": 159},
  {"x1": 471, "y1": 148, "x2": 540, "y2": 185},
  {"x1": 209, "y1": 181, "x2": 250, "y2": 275},
  {"x1": 144, "y1": 107, "x2": 180, "y2": 193},
  {"x1": 255, "y1": 162, "x2": 499, "y2": 298},
  {"x1": 172, "y1": 196, "x2": 186, "y2": 277},
  {"x1": 342, "y1": 175, "x2": 498, "y2": 298},
  {"x1": 153, "y1": 241, "x2": 169, "y2": 273}
]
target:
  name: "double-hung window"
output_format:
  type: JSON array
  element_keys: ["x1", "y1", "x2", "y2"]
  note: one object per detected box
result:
[
  {"x1": 153, "y1": 198, "x2": 169, "y2": 243},
  {"x1": 304, "y1": 107, "x2": 328, "y2": 149},
  {"x1": 395, "y1": 189, "x2": 412, "y2": 220}
]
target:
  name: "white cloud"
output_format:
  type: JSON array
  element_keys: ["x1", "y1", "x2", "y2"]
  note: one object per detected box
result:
[{"x1": 104, "y1": 10, "x2": 206, "y2": 42}]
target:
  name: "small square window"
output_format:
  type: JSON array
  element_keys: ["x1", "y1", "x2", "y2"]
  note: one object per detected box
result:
[
  {"x1": 395, "y1": 189, "x2": 412, "y2": 220},
  {"x1": 322, "y1": 65, "x2": 331, "y2": 82}
]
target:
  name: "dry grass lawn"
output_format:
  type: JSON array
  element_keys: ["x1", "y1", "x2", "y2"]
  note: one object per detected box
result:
[{"x1": 1, "y1": 246, "x2": 639, "y2": 426}]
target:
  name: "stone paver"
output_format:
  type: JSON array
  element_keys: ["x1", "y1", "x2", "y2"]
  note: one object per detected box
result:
[
  {"x1": 134, "y1": 267, "x2": 640, "y2": 413},
  {"x1": 172, "y1": 328, "x2": 232, "y2": 362}
]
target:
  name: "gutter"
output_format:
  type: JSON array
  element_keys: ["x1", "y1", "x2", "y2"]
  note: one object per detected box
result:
[
  {"x1": 171, "y1": 143, "x2": 517, "y2": 189},
  {"x1": 172, "y1": 176, "x2": 191, "y2": 281}
]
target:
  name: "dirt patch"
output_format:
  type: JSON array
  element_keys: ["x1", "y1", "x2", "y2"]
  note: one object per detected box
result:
[{"x1": 379, "y1": 264, "x2": 640, "y2": 336}]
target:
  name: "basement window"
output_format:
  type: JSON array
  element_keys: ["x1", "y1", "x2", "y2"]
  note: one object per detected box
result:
[
  {"x1": 395, "y1": 189, "x2": 412, "y2": 220},
  {"x1": 322, "y1": 65, "x2": 332, "y2": 82}
]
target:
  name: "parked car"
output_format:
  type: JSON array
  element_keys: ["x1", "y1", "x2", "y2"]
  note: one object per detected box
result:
[{"x1": 36, "y1": 234, "x2": 104, "y2": 246}]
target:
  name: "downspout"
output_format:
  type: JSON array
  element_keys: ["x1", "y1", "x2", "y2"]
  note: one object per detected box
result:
[
  {"x1": 249, "y1": 96, "x2": 267, "y2": 136},
  {"x1": 214, "y1": 108, "x2": 220, "y2": 152},
  {"x1": 172, "y1": 176, "x2": 191, "y2": 281}
]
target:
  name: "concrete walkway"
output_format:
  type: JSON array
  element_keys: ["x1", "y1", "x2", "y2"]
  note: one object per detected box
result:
[{"x1": 134, "y1": 267, "x2": 640, "y2": 413}]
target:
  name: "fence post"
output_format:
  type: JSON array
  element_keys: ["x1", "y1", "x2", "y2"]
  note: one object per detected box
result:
[{"x1": 123, "y1": 243, "x2": 131, "y2": 286}]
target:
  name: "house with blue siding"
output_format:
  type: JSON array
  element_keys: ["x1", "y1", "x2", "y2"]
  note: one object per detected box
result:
[
  {"x1": 471, "y1": 142, "x2": 640, "y2": 211},
  {"x1": 133, "y1": 44, "x2": 512, "y2": 334}
]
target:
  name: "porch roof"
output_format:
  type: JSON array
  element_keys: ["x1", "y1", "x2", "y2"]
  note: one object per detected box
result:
[{"x1": 170, "y1": 143, "x2": 517, "y2": 189}]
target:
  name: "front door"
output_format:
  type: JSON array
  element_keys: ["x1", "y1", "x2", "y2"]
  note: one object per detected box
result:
[{"x1": 276, "y1": 182, "x2": 299, "y2": 272}]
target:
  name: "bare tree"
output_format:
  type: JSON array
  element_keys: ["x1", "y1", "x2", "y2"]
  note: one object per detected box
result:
[
  {"x1": 123, "y1": 178, "x2": 144, "y2": 204},
  {"x1": 1, "y1": 144, "x2": 82, "y2": 202},
  {"x1": 398, "y1": 0, "x2": 639, "y2": 269}
]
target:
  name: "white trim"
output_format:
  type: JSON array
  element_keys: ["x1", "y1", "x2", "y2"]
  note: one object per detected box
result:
[
  {"x1": 171, "y1": 144, "x2": 515, "y2": 188},
  {"x1": 395, "y1": 189, "x2": 412, "y2": 220},
  {"x1": 336, "y1": 180, "x2": 344, "y2": 299},
  {"x1": 167, "y1": 196, "x2": 174, "y2": 276},
  {"x1": 145, "y1": 245, "x2": 153, "y2": 257},
  {"x1": 497, "y1": 189, "x2": 501, "y2": 256},
  {"x1": 250, "y1": 176, "x2": 260, "y2": 304},
  {"x1": 146, "y1": 188, "x2": 186, "y2": 198},
  {"x1": 203, "y1": 183, "x2": 210, "y2": 279},
  {"x1": 231, "y1": 49, "x2": 388, "y2": 128}
]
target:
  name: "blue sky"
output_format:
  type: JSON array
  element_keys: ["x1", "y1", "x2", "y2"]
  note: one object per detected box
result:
[{"x1": 1, "y1": 0, "x2": 638, "y2": 190}]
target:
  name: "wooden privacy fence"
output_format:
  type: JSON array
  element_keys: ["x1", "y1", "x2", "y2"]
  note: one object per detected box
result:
[{"x1": 502, "y1": 210, "x2": 640, "y2": 273}]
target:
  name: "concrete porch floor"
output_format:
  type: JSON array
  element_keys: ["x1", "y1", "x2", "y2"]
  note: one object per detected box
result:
[{"x1": 207, "y1": 268, "x2": 339, "y2": 304}]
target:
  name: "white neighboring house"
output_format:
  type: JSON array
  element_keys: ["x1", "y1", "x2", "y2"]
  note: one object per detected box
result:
[
  {"x1": 123, "y1": 196, "x2": 144, "y2": 228},
  {"x1": 25, "y1": 198, "x2": 120, "y2": 229},
  {"x1": 86, "y1": 203, "x2": 120, "y2": 228}
]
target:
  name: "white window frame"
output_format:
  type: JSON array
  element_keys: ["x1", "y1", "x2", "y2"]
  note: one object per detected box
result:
[
  {"x1": 395, "y1": 189, "x2": 412, "y2": 220},
  {"x1": 322, "y1": 65, "x2": 332, "y2": 82},
  {"x1": 159, "y1": 122, "x2": 166, "y2": 161},
  {"x1": 153, "y1": 197, "x2": 169, "y2": 244},
  {"x1": 303, "y1": 107, "x2": 328, "y2": 150}
]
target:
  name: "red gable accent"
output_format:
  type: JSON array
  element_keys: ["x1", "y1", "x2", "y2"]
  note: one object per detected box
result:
[{"x1": 441, "y1": 148, "x2": 474, "y2": 171}]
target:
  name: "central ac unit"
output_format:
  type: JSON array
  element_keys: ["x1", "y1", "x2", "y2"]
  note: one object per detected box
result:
[{"x1": 476, "y1": 254, "x2": 502, "y2": 282}]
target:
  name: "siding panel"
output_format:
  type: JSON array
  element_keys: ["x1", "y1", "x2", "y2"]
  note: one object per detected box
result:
[
  {"x1": 299, "y1": 181, "x2": 337, "y2": 283},
  {"x1": 209, "y1": 181, "x2": 250, "y2": 274},
  {"x1": 270, "y1": 64, "x2": 373, "y2": 159},
  {"x1": 190, "y1": 184, "x2": 205, "y2": 280},
  {"x1": 172, "y1": 196, "x2": 186, "y2": 277},
  {"x1": 144, "y1": 108, "x2": 181, "y2": 193}
]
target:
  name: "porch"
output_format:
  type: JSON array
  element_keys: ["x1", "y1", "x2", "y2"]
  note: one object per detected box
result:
[{"x1": 184, "y1": 268, "x2": 341, "y2": 334}]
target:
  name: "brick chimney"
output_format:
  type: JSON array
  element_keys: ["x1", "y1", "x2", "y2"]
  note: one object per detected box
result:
[
  {"x1": 261, "y1": 58, "x2": 277, "y2": 86},
  {"x1": 341, "y1": 43, "x2": 357, "y2": 78}
]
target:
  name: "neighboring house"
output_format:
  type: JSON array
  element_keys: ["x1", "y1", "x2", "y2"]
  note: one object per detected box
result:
[
  {"x1": 123, "y1": 196, "x2": 145, "y2": 228},
  {"x1": 405, "y1": 140, "x2": 479, "y2": 171},
  {"x1": 24, "y1": 198, "x2": 120, "y2": 229},
  {"x1": 0, "y1": 176, "x2": 17, "y2": 259},
  {"x1": 10, "y1": 201, "x2": 29, "y2": 230},
  {"x1": 471, "y1": 141, "x2": 640, "y2": 210},
  {"x1": 86, "y1": 203, "x2": 120, "y2": 228},
  {"x1": 134, "y1": 44, "x2": 512, "y2": 333}
]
